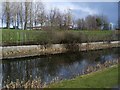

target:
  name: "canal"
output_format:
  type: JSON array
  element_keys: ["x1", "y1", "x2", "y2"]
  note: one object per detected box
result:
[{"x1": 1, "y1": 47, "x2": 119, "y2": 87}]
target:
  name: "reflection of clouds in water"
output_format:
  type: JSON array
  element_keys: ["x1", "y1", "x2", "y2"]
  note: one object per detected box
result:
[
  {"x1": 57, "y1": 59, "x2": 89, "y2": 79},
  {"x1": 80, "y1": 60, "x2": 88, "y2": 67},
  {"x1": 101, "y1": 54, "x2": 117, "y2": 64}
]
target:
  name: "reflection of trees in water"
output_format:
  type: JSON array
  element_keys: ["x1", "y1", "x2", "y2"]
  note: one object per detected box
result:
[
  {"x1": 2, "y1": 48, "x2": 119, "y2": 85},
  {"x1": 2, "y1": 61, "x2": 27, "y2": 82},
  {"x1": 0, "y1": 64, "x2": 2, "y2": 89},
  {"x1": 82, "y1": 48, "x2": 119, "y2": 63}
]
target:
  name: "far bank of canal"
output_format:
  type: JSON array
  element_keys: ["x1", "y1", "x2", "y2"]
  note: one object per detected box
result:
[{"x1": 2, "y1": 41, "x2": 120, "y2": 59}]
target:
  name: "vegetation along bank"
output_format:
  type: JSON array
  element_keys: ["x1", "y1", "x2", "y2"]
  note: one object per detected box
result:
[{"x1": 2, "y1": 41, "x2": 120, "y2": 59}]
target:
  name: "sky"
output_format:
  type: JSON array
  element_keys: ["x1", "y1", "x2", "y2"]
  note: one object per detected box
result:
[
  {"x1": 0, "y1": 0, "x2": 119, "y2": 27},
  {"x1": 1, "y1": 0, "x2": 119, "y2": 2},
  {"x1": 44, "y1": 2, "x2": 118, "y2": 26}
]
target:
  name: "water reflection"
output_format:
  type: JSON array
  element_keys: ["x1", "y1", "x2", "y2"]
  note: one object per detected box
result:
[
  {"x1": 2, "y1": 48, "x2": 119, "y2": 86},
  {"x1": 0, "y1": 60, "x2": 2, "y2": 89}
]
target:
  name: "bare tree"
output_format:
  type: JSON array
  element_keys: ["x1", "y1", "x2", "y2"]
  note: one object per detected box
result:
[
  {"x1": 2, "y1": 2, "x2": 11, "y2": 29},
  {"x1": 85, "y1": 15, "x2": 109, "y2": 30},
  {"x1": 85, "y1": 15, "x2": 98, "y2": 30},
  {"x1": 36, "y1": 2, "x2": 46, "y2": 29},
  {"x1": 49, "y1": 8, "x2": 58, "y2": 29},
  {"x1": 76, "y1": 18, "x2": 86, "y2": 30},
  {"x1": 33, "y1": 2, "x2": 38, "y2": 27},
  {"x1": 28, "y1": 2, "x2": 34, "y2": 30},
  {"x1": 55, "y1": 9, "x2": 64, "y2": 29},
  {"x1": 10, "y1": 2, "x2": 20, "y2": 29},
  {"x1": 1, "y1": 2, "x2": 4, "y2": 28},
  {"x1": 17, "y1": 2, "x2": 24, "y2": 29},
  {"x1": 49, "y1": 8, "x2": 64, "y2": 29},
  {"x1": 33, "y1": 2, "x2": 44, "y2": 27},
  {"x1": 100, "y1": 15, "x2": 109, "y2": 30},
  {"x1": 24, "y1": 1, "x2": 30, "y2": 30},
  {"x1": 63, "y1": 9, "x2": 72, "y2": 30}
]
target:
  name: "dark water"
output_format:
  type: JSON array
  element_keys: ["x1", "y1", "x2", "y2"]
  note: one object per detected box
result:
[{"x1": 1, "y1": 48, "x2": 120, "y2": 86}]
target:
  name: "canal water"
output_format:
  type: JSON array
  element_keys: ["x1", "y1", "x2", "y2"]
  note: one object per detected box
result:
[{"x1": 1, "y1": 47, "x2": 119, "y2": 87}]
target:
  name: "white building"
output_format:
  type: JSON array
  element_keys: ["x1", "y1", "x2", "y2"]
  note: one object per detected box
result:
[{"x1": 109, "y1": 23, "x2": 114, "y2": 30}]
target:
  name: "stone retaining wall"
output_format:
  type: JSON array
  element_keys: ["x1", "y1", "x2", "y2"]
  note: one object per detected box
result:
[{"x1": 2, "y1": 41, "x2": 120, "y2": 59}]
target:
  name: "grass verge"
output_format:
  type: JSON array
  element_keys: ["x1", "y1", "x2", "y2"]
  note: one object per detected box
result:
[
  {"x1": 48, "y1": 65, "x2": 119, "y2": 88},
  {"x1": 2, "y1": 29, "x2": 119, "y2": 46}
]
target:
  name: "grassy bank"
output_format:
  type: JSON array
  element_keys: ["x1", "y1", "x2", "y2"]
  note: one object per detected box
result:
[
  {"x1": 1, "y1": 29, "x2": 119, "y2": 46},
  {"x1": 48, "y1": 65, "x2": 119, "y2": 88}
]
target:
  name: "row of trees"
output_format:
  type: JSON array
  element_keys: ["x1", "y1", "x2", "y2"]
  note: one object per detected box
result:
[
  {"x1": 77, "y1": 15, "x2": 109, "y2": 30},
  {"x1": 1, "y1": 1, "x2": 110, "y2": 30},
  {"x1": 1, "y1": 1, "x2": 47, "y2": 30}
]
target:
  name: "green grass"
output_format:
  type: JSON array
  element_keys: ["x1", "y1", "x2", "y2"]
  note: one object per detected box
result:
[
  {"x1": 2, "y1": 29, "x2": 119, "y2": 46},
  {"x1": 0, "y1": 30, "x2": 2, "y2": 43},
  {"x1": 48, "y1": 65, "x2": 119, "y2": 88}
]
